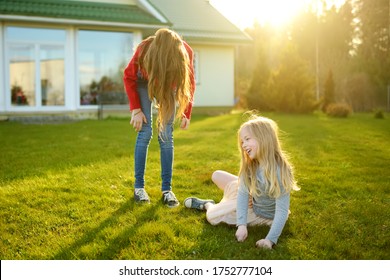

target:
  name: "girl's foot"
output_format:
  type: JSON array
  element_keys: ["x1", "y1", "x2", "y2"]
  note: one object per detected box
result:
[
  {"x1": 162, "y1": 191, "x2": 180, "y2": 208},
  {"x1": 184, "y1": 197, "x2": 215, "y2": 211},
  {"x1": 134, "y1": 188, "x2": 150, "y2": 203}
]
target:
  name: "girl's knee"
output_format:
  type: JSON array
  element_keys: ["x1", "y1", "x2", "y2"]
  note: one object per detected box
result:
[
  {"x1": 158, "y1": 134, "x2": 173, "y2": 148},
  {"x1": 138, "y1": 127, "x2": 153, "y2": 142},
  {"x1": 158, "y1": 129, "x2": 173, "y2": 143},
  {"x1": 211, "y1": 170, "x2": 223, "y2": 184}
]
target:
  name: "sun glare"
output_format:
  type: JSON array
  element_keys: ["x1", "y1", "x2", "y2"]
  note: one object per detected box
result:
[
  {"x1": 254, "y1": 0, "x2": 307, "y2": 27},
  {"x1": 210, "y1": 0, "x2": 306, "y2": 28},
  {"x1": 210, "y1": 0, "x2": 345, "y2": 29}
]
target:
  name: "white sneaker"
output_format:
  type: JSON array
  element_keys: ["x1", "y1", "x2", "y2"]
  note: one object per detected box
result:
[
  {"x1": 183, "y1": 197, "x2": 215, "y2": 211},
  {"x1": 134, "y1": 188, "x2": 150, "y2": 203},
  {"x1": 162, "y1": 191, "x2": 180, "y2": 208}
]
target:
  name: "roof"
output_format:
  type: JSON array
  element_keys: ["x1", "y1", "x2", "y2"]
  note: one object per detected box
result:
[
  {"x1": 0, "y1": 0, "x2": 251, "y2": 44},
  {"x1": 147, "y1": 0, "x2": 252, "y2": 44},
  {"x1": 0, "y1": 0, "x2": 165, "y2": 26}
]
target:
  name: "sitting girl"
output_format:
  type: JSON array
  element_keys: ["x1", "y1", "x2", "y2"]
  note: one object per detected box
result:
[{"x1": 184, "y1": 115, "x2": 299, "y2": 249}]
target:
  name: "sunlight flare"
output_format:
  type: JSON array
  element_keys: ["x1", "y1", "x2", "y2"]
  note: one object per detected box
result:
[{"x1": 210, "y1": 0, "x2": 346, "y2": 29}]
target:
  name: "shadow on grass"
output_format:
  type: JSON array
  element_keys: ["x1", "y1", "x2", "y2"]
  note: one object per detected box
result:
[
  {"x1": 52, "y1": 198, "x2": 160, "y2": 260},
  {"x1": 176, "y1": 201, "x2": 295, "y2": 260}
]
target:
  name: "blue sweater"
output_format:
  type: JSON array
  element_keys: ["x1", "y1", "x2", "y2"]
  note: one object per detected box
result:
[{"x1": 236, "y1": 168, "x2": 290, "y2": 244}]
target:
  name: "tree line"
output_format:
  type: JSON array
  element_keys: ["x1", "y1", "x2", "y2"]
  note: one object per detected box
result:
[{"x1": 236, "y1": 0, "x2": 390, "y2": 113}]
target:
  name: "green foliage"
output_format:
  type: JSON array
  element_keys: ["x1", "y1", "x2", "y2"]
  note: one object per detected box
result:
[
  {"x1": 322, "y1": 70, "x2": 335, "y2": 112},
  {"x1": 244, "y1": 39, "x2": 317, "y2": 113},
  {"x1": 245, "y1": 27, "x2": 272, "y2": 111},
  {"x1": 238, "y1": 0, "x2": 389, "y2": 113},
  {"x1": 0, "y1": 113, "x2": 389, "y2": 260},
  {"x1": 355, "y1": 0, "x2": 390, "y2": 86},
  {"x1": 374, "y1": 109, "x2": 385, "y2": 119},
  {"x1": 326, "y1": 103, "x2": 352, "y2": 117},
  {"x1": 268, "y1": 43, "x2": 317, "y2": 113},
  {"x1": 341, "y1": 72, "x2": 375, "y2": 111}
]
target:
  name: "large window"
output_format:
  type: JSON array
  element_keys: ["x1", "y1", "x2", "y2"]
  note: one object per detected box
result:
[
  {"x1": 78, "y1": 30, "x2": 133, "y2": 105},
  {"x1": 6, "y1": 27, "x2": 66, "y2": 108}
]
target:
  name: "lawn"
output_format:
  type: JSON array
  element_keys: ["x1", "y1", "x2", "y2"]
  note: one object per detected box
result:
[{"x1": 0, "y1": 112, "x2": 389, "y2": 260}]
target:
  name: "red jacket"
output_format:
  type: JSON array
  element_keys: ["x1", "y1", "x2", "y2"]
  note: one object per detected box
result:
[{"x1": 123, "y1": 40, "x2": 196, "y2": 119}]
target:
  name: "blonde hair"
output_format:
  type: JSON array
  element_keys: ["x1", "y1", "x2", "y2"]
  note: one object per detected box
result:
[
  {"x1": 238, "y1": 114, "x2": 299, "y2": 198},
  {"x1": 138, "y1": 28, "x2": 192, "y2": 132}
]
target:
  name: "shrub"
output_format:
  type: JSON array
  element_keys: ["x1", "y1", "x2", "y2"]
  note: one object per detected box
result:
[
  {"x1": 326, "y1": 103, "x2": 352, "y2": 118},
  {"x1": 374, "y1": 109, "x2": 385, "y2": 119}
]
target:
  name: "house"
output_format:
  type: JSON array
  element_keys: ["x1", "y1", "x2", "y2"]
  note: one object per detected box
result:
[{"x1": 0, "y1": 0, "x2": 251, "y2": 119}]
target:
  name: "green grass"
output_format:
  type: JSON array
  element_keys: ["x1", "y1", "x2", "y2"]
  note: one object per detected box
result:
[{"x1": 0, "y1": 112, "x2": 389, "y2": 260}]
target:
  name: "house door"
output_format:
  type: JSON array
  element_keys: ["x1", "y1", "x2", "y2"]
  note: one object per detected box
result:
[{"x1": 6, "y1": 27, "x2": 66, "y2": 111}]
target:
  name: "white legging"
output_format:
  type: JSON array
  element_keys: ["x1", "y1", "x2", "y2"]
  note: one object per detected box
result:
[{"x1": 206, "y1": 180, "x2": 273, "y2": 227}]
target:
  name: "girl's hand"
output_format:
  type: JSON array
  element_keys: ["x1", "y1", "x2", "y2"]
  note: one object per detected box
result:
[
  {"x1": 235, "y1": 225, "x2": 248, "y2": 242},
  {"x1": 180, "y1": 117, "x2": 190, "y2": 130},
  {"x1": 130, "y1": 109, "x2": 147, "y2": 132},
  {"x1": 256, "y1": 239, "x2": 273, "y2": 249}
]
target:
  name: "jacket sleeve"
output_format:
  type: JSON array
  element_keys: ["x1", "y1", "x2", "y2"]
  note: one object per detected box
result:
[
  {"x1": 183, "y1": 41, "x2": 196, "y2": 119},
  {"x1": 265, "y1": 170, "x2": 290, "y2": 244},
  {"x1": 123, "y1": 45, "x2": 142, "y2": 111},
  {"x1": 236, "y1": 179, "x2": 250, "y2": 226},
  {"x1": 265, "y1": 192, "x2": 290, "y2": 244}
]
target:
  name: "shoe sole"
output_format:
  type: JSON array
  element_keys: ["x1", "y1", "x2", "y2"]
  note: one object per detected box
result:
[
  {"x1": 134, "y1": 190, "x2": 150, "y2": 204},
  {"x1": 165, "y1": 202, "x2": 180, "y2": 208},
  {"x1": 162, "y1": 192, "x2": 179, "y2": 208}
]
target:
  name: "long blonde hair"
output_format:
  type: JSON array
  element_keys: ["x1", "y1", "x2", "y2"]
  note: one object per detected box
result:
[
  {"x1": 138, "y1": 28, "x2": 192, "y2": 132},
  {"x1": 238, "y1": 115, "x2": 299, "y2": 198}
]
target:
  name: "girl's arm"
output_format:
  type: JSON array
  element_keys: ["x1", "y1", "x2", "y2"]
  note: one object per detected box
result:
[
  {"x1": 123, "y1": 46, "x2": 142, "y2": 111},
  {"x1": 263, "y1": 191, "x2": 290, "y2": 245},
  {"x1": 236, "y1": 182, "x2": 250, "y2": 241},
  {"x1": 258, "y1": 165, "x2": 290, "y2": 248}
]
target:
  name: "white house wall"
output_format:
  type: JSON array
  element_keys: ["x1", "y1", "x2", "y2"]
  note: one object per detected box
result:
[
  {"x1": 0, "y1": 23, "x2": 5, "y2": 112},
  {"x1": 193, "y1": 44, "x2": 235, "y2": 107}
]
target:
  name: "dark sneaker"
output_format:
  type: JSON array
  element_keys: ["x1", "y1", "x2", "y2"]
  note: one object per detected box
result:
[
  {"x1": 162, "y1": 191, "x2": 180, "y2": 208},
  {"x1": 134, "y1": 188, "x2": 150, "y2": 203},
  {"x1": 184, "y1": 197, "x2": 215, "y2": 211}
]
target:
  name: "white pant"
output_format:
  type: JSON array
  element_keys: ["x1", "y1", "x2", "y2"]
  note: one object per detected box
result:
[{"x1": 206, "y1": 180, "x2": 273, "y2": 227}]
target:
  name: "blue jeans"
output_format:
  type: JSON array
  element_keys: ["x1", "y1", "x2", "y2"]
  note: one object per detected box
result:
[{"x1": 134, "y1": 81, "x2": 174, "y2": 192}]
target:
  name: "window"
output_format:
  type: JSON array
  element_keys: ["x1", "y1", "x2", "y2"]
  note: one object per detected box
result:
[
  {"x1": 6, "y1": 27, "x2": 66, "y2": 108},
  {"x1": 78, "y1": 30, "x2": 133, "y2": 105}
]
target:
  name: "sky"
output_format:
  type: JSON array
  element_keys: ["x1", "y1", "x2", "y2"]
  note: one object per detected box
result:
[{"x1": 210, "y1": 0, "x2": 346, "y2": 29}]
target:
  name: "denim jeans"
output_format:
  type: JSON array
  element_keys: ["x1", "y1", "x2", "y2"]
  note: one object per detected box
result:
[{"x1": 134, "y1": 81, "x2": 174, "y2": 192}]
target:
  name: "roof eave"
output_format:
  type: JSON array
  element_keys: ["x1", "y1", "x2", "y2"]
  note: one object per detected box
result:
[
  {"x1": 0, "y1": 15, "x2": 170, "y2": 29},
  {"x1": 175, "y1": 30, "x2": 253, "y2": 45},
  {"x1": 185, "y1": 38, "x2": 253, "y2": 46}
]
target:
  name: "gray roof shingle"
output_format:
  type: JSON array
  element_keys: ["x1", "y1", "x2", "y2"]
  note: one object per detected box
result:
[{"x1": 148, "y1": 0, "x2": 251, "y2": 43}]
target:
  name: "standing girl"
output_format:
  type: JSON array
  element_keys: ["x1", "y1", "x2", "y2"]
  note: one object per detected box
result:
[
  {"x1": 123, "y1": 28, "x2": 195, "y2": 207},
  {"x1": 184, "y1": 115, "x2": 299, "y2": 248}
]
